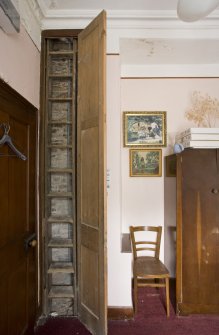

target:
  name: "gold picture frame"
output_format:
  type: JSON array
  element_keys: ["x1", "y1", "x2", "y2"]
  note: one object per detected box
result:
[
  {"x1": 130, "y1": 149, "x2": 162, "y2": 177},
  {"x1": 123, "y1": 111, "x2": 167, "y2": 147}
]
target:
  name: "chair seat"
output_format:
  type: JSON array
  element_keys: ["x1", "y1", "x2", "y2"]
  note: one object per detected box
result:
[{"x1": 135, "y1": 256, "x2": 169, "y2": 277}]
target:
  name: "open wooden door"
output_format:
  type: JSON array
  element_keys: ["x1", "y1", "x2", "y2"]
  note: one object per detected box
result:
[
  {"x1": 0, "y1": 80, "x2": 38, "y2": 335},
  {"x1": 77, "y1": 11, "x2": 107, "y2": 335}
]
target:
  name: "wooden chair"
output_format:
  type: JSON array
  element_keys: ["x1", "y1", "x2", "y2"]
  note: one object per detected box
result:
[{"x1": 129, "y1": 225, "x2": 170, "y2": 317}]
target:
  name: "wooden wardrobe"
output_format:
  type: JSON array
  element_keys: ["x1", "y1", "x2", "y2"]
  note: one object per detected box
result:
[{"x1": 168, "y1": 149, "x2": 219, "y2": 315}]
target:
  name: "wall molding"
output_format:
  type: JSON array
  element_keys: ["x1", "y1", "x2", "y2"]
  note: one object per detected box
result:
[
  {"x1": 40, "y1": 9, "x2": 219, "y2": 30},
  {"x1": 39, "y1": 9, "x2": 219, "y2": 54},
  {"x1": 121, "y1": 64, "x2": 219, "y2": 78},
  {"x1": 19, "y1": 3, "x2": 219, "y2": 53}
]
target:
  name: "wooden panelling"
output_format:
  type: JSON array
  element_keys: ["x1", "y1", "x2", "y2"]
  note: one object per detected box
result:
[
  {"x1": 108, "y1": 307, "x2": 134, "y2": 320},
  {"x1": 176, "y1": 149, "x2": 219, "y2": 315},
  {"x1": 0, "y1": 79, "x2": 37, "y2": 335},
  {"x1": 81, "y1": 246, "x2": 99, "y2": 315},
  {"x1": 81, "y1": 127, "x2": 99, "y2": 228}
]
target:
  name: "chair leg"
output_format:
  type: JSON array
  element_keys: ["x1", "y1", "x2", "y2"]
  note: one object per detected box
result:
[
  {"x1": 165, "y1": 277, "x2": 170, "y2": 317},
  {"x1": 133, "y1": 276, "x2": 138, "y2": 314}
]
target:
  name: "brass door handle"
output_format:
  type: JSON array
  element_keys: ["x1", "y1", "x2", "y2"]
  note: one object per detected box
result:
[
  {"x1": 24, "y1": 233, "x2": 37, "y2": 252},
  {"x1": 29, "y1": 239, "x2": 37, "y2": 248}
]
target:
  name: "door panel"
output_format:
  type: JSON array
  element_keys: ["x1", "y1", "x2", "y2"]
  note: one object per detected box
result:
[
  {"x1": 0, "y1": 81, "x2": 37, "y2": 335},
  {"x1": 77, "y1": 11, "x2": 107, "y2": 335},
  {"x1": 178, "y1": 149, "x2": 219, "y2": 313},
  {"x1": 81, "y1": 127, "x2": 99, "y2": 227}
]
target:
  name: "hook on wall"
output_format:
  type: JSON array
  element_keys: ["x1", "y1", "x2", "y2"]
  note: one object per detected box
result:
[{"x1": 0, "y1": 123, "x2": 27, "y2": 160}]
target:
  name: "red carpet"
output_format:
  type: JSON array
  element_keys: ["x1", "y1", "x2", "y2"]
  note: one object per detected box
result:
[
  {"x1": 109, "y1": 287, "x2": 219, "y2": 335},
  {"x1": 35, "y1": 285, "x2": 219, "y2": 335},
  {"x1": 35, "y1": 317, "x2": 91, "y2": 335}
]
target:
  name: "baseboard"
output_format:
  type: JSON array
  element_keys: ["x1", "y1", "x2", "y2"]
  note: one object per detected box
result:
[{"x1": 108, "y1": 306, "x2": 134, "y2": 320}]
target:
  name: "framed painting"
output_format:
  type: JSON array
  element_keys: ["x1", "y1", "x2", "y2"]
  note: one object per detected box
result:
[
  {"x1": 130, "y1": 149, "x2": 162, "y2": 177},
  {"x1": 123, "y1": 111, "x2": 167, "y2": 147}
]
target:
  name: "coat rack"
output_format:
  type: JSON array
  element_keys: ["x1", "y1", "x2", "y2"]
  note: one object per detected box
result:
[{"x1": 0, "y1": 123, "x2": 27, "y2": 160}]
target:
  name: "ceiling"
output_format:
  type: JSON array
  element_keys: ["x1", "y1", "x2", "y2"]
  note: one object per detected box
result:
[{"x1": 39, "y1": 0, "x2": 179, "y2": 11}]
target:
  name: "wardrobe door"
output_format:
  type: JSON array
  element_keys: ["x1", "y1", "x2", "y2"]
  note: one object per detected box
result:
[{"x1": 177, "y1": 149, "x2": 219, "y2": 315}]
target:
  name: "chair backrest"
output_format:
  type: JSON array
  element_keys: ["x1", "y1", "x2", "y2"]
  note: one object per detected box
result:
[{"x1": 129, "y1": 226, "x2": 162, "y2": 259}]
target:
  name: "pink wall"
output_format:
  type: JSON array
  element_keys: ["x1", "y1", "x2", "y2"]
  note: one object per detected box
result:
[
  {"x1": 121, "y1": 78, "x2": 219, "y2": 150},
  {"x1": 121, "y1": 77, "x2": 219, "y2": 277},
  {"x1": 0, "y1": 25, "x2": 40, "y2": 108},
  {"x1": 107, "y1": 60, "x2": 219, "y2": 307}
]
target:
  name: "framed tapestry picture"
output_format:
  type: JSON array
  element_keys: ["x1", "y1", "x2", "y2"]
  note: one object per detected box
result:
[
  {"x1": 123, "y1": 111, "x2": 167, "y2": 147},
  {"x1": 130, "y1": 149, "x2": 162, "y2": 177}
]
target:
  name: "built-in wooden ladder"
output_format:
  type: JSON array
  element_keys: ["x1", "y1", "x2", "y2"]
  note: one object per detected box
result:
[{"x1": 42, "y1": 36, "x2": 77, "y2": 316}]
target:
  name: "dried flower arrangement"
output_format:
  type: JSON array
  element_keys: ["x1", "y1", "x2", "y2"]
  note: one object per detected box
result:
[{"x1": 185, "y1": 91, "x2": 219, "y2": 127}]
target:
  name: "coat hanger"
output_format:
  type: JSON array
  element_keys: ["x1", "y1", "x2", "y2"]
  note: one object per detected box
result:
[{"x1": 0, "y1": 123, "x2": 27, "y2": 160}]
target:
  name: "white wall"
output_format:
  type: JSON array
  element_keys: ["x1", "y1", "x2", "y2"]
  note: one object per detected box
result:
[
  {"x1": 0, "y1": 24, "x2": 40, "y2": 108},
  {"x1": 107, "y1": 56, "x2": 219, "y2": 305}
]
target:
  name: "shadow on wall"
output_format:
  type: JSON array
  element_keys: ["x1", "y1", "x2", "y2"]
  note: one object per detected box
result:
[{"x1": 166, "y1": 226, "x2": 176, "y2": 277}]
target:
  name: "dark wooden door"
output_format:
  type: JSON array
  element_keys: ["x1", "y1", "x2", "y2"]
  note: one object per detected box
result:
[
  {"x1": 176, "y1": 149, "x2": 219, "y2": 315},
  {"x1": 77, "y1": 11, "x2": 107, "y2": 335},
  {"x1": 0, "y1": 81, "x2": 37, "y2": 334}
]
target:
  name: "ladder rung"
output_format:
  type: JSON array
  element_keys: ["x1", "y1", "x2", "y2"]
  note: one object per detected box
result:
[
  {"x1": 48, "y1": 286, "x2": 74, "y2": 298},
  {"x1": 47, "y1": 192, "x2": 73, "y2": 198},
  {"x1": 47, "y1": 216, "x2": 74, "y2": 223},
  {"x1": 48, "y1": 121, "x2": 72, "y2": 125},
  {"x1": 47, "y1": 169, "x2": 73, "y2": 173},
  {"x1": 48, "y1": 98, "x2": 72, "y2": 101},
  {"x1": 49, "y1": 75, "x2": 72, "y2": 78},
  {"x1": 48, "y1": 262, "x2": 74, "y2": 274},
  {"x1": 49, "y1": 51, "x2": 74, "y2": 56},
  {"x1": 47, "y1": 145, "x2": 73, "y2": 148},
  {"x1": 48, "y1": 238, "x2": 73, "y2": 247}
]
